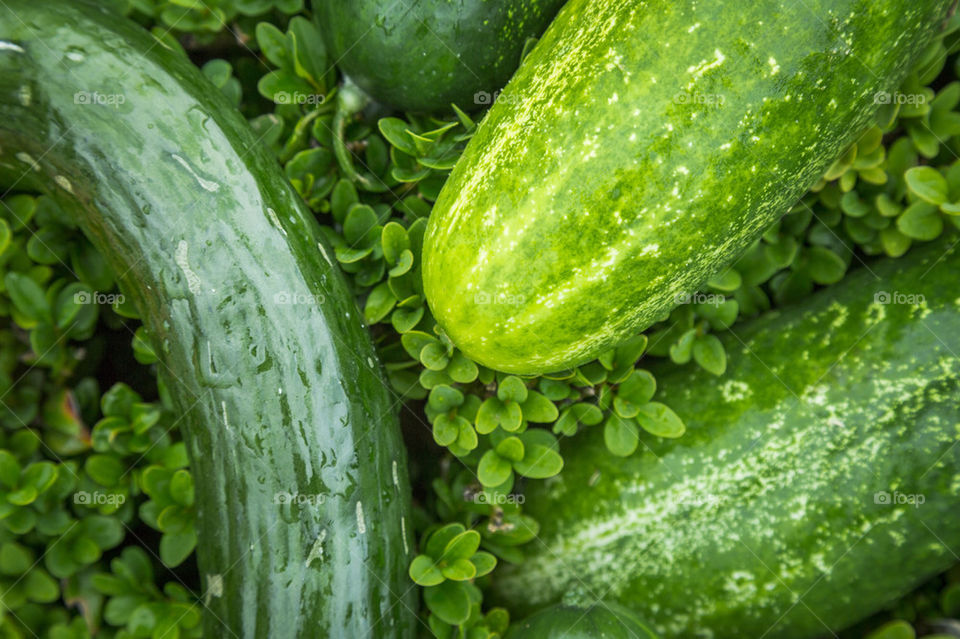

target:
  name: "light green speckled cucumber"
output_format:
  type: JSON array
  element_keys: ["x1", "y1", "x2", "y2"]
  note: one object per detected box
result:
[
  {"x1": 493, "y1": 236, "x2": 960, "y2": 638},
  {"x1": 423, "y1": 0, "x2": 953, "y2": 374}
]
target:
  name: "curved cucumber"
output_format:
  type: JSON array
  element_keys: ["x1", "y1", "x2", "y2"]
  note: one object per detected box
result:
[
  {"x1": 506, "y1": 603, "x2": 660, "y2": 639},
  {"x1": 493, "y1": 236, "x2": 960, "y2": 638},
  {"x1": 423, "y1": 0, "x2": 952, "y2": 374},
  {"x1": 0, "y1": 2, "x2": 415, "y2": 637},
  {"x1": 314, "y1": 0, "x2": 566, "y2": 112}
]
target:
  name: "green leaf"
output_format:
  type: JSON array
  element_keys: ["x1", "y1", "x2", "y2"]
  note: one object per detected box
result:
[
  {"x1": 476, "y1": 397, "x2": 522, "y2": 434},
  {"x1": 477, "y1": 451, "x2": 513, "y2": 487},
  {"x1": 425, "y1": 523, "x2": 465, "y2": 559},
  {"x1": 379, "y1": 118, "x2": 419, "y2": 156},
  {"x1": 85, "y1": 455, "x2": 124, "y2": 487},
  {"x1": 618, "y1": 369, "x2": 657, "y2": 405},
  {"x1": 343, "y1": 205, "x2": 380, "y2": 247},
  {"x1": 470, "y1": 551, "x2": 497, "y2": 577},
  {"x1": 446, "y1": 351, "x2": 479, "y2": 384},
  {"x1": 497, "y1": 376, "x2": 528, "y2": 403},
  {"x1": 897, "y1": 201, "x2": 943, "y2": 240},
  {"x1": 255, "y1": 22, "x2": 291, "y2": 69},
  {"x1": 160, "y1": 530, "x2": 197, "y2": 567},
  {"x1": 420, "y1": 342, "x2": 451, "y2": 371},
  {"x1": 432, "y1": 414, "x2": 460, "y2": 447},
  {"x1": 554, "y1": 403, "x2": 603, "y2": 436},
  {"x1": 455, "y1": 419, "x2": 478, "y2": 452},
  {"x1": 604, "y1": 414, "x2": 639, "y2": 457},
  {"x1": 669, "y1": 329, "x2": 697, "y2": 365},
  {"x1": 169, "y1": 470, "x2": 194, "y2": 507},
  {"x1": 865, "y1": 620, "x2": 916, "y2": 639},
  {"x1": 401, "y1": 331, "x2": 439, "y2": 359},
  {"x1": 441, "y1": 558, "x2": 476, "y2": 581},
  {"x1": 20, "y1": 461, "x2": 57, "y2": 494},
  {"x1": 287, "y1": 17, "x2": 326, "y2": 83},
  {"x1": 257, "y1": 68, "x2": 314, "y2": 105},
  {"x1": 388, "y1": 250, "x2": 414, "y2": 277},
  {"x1": 4, "y1": 272, "x2": 50, "y2": 323},
  {"x1": 381, "y1": 222, "x2": 410, "y2": 265},
  {"x1": 391, "y1": 305, "x2": 425, "y2": 334},
  {"x1": 905, "y1": 166, "x2": 948, "y2": 204},
  {"x1": 0, "y1": 218, "x2": 11, "y2": 256},
  {"x1": 23, "y1": 568, "x2": 59, "y2": 603},
  {"x1": 0, "y1": 542, "x2": 33, "y2": 575},
  {"x1": 494, "y1": 436, "x2": 525, "y2": 463},
  {"x1": 804, "y1": 246, "x2": 847, "y2": 285},
  {"x1": 409, "y1": 554, "x2": 445, "y2": 586},
  {"x1": 0, "y1": 451, "x2": 20, "y2": 488},
  {"x1": 364, "y1": 281, "x2": 397, "y2": 324},
  {"x1": 636, "y1": 402, "x2": 686, "y2": 438},
  {"x1": 693, "y1": 334, "x2": 727, "y2": 376},
  {"x1": 443, "y1": 530, "x2": 481, "y2": 562},
  {"x1": 514, "y1": 444, "x2": 563, "y2": 479},
  {"x1": 429, "y1": 385, "x2": 464, "y2": 413},
  {"x1": 424, "y1": 580, "x2": 471, "y2": 626},
  {"x1": 520, "y1": 391, "x2": 558, "y2": 423}
]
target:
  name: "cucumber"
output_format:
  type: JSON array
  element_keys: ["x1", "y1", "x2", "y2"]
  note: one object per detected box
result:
[
  {"x1": 423, "y1": 0, "x2": 953, "y2": 375},
  {"x1": 506, "y1": 603, "x2": 660, "y2": 639},
  {"x1": 492, "y1": 236, "x2": 960, "y2": 638},
  {"x1": 314, "y1": 0, "x2": 566, "y2": 112},
  {"x1": 0, "y1": 3, "x2": 415, "y2": 637}
]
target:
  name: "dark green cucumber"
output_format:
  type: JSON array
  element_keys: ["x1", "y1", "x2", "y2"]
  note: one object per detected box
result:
[
  {"x1": 0, "y1": 2, "x2": 414, "y2": 637},
  {"x1": 506, "y1": 603, "x2": 660, "y2": 639},
  {"x1": 493, "y1": 236, "x2": 960, "y2": 638},
  {"x1": 423, "y1": 0, "x2": 953, "y2": 374},
  {"x1": 313, "y1": 0, "x2": 567, "y2": 112}
]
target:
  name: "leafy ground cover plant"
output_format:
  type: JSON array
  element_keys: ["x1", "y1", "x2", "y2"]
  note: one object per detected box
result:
[{"x1": 1, "y1": 2, "x2": 960, "y2": 637}]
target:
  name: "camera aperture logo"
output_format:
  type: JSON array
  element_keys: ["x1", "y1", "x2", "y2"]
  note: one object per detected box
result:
[{"x1": 874, "y1": 490, "x2": 925, "y2": 508}]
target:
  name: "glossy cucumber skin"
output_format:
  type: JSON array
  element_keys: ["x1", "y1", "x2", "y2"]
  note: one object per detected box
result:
[
  {"x1": 0, "y1": 3, "x2": 415, "y2": 637},
  {"x1": 493, "y1": 237, "x2": 960, "y2": 638},
  {"x1": 423, "y1": 0, "x2": 953, "y2": 375},
  {"x1": 506, "y1": 603, "x2": 660, "y2": 639},
  {"x1": 314, "y1": 0, "x2": 567, "y2": 112}
]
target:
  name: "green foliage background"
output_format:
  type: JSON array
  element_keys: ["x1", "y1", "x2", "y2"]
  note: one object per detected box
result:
[{"x1": 1, "y1": 1, "x2": 960, "y2": 637}]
